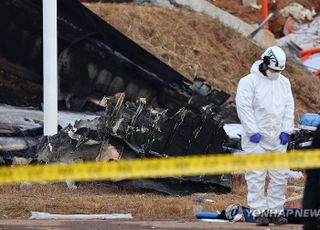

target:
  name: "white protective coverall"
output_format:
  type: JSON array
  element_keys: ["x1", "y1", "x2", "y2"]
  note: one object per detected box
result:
[{"x1": 236, "y1": 60, "x2": 294, "y2": 215}]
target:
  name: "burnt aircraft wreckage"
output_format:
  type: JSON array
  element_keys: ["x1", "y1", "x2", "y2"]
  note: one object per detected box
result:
[
  {"x1": 0, "y1": 0, "x2": 229, "y2": 112},
  {"x1": 0, "y1": 94, "x2": 231, "y2": 195},
  {"x1": 0, "y1": 0, "x2": 232, "y2": 194},
  {"x1": 37, "y1": 94, "x2": 231, "y2": 195}
]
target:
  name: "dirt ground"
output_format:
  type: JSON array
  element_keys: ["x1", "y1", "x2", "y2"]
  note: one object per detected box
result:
[
  {"x1": 0, "y1": 176, "x2": 304, "y2": 222},
  {"x1": 0, "y1": 219, "x2": 303, "y2": 229}
]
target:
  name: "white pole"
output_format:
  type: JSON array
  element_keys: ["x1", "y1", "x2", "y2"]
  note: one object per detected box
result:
[{"x1": 43, "y1": 0, "x2": 58, "y2": 136}]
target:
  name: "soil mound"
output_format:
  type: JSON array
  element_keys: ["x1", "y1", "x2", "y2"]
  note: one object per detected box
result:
[{"x1": 85, "y1": 2, "x2": 320, "y2": 117}]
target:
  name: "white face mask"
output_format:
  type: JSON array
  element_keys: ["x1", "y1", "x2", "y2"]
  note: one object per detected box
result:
[{"x1": 266, "y1": 69, "x2": 280, "y2": 80}]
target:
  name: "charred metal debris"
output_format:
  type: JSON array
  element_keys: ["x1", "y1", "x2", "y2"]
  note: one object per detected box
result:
[
  {"x1": 35, "y1": 94, "x2": 231, "y2": 195},
  {"x1": 0, "y1": 0, "x2": 232, "y2": 194}
]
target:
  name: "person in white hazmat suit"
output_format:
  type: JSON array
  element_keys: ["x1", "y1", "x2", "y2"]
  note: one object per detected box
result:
[{"x1": 236, "y1": 46, "x2": 294, "y2": 226}]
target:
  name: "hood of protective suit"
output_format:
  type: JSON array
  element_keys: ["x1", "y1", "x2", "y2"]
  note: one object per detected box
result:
[
  {"x1": 251, "y1": 60, "x2": 282, "y2": 81},
  {"x1": 250, "y1": 60, "x2": 264, "y2": 77}
]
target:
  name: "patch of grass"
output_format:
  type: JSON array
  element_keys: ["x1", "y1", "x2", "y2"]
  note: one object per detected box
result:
[{"x1": 84, "y1": 2, "x2": 320, "y2": 115}]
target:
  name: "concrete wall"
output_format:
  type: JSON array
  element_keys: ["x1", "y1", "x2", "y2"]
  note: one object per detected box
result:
[{"x1": 173, "y1": 0, "x2": 276, "y2": 48}]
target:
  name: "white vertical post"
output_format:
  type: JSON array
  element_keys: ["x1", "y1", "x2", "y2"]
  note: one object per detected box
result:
[{"x1": 43, "y1": 0, "x2": 58, "y2": 136}]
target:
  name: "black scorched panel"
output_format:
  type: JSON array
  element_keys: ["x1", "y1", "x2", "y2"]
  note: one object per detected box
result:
[{"x1": 0, "y1": 0, "x2": 229, "y2": 111}]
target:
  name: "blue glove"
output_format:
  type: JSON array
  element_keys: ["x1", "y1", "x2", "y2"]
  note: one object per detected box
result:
[
  {"x1": 249, "y1": 133, "x2": 261, "y2": 143},
  {"x1": 279, "y1": 132, "x2": 289, "y2": 145}
]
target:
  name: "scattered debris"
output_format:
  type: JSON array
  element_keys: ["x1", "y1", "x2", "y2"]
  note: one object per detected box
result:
[
  {"x1": 221, "y1": 103, "x2": 240, "y2": 124},
  {"x1": 0, "y1": 105, "x2": 98, "y2": 133},
  {"x1": 240, "y1": 0, "x2": 261, "y2": 10},
  {"x1": 301, "y1": 53, "x2": 320, "y2": 77},
  {"x1": 192, "y1": 198, "x2": 214, "y2": 203},
  {"x1": 278, "y1": 16, "x2": 320, "y2": 50},
  {"x1": 279, "y1": 3, "x2": 314, "y2": 21},
  {"x1": 19, "y1": 182, "x2": 33, "y2": 189},
  {"x1": 12, "y1": 157, "x2": 32, "y2": 166},
  {"x1": 30, "y1": 212, "x2": 133, "y2": 220},
  {"x1": 288, "y1": 170, "x2": 304, "y2": 179},
  {"x1": 196, "y1": 211, "x2": 221, "y2": 219},
  {"x1": 134, "y1": 0, "x2": 175, "y2": 8},
  {"x1": 283, "y1": 16, "x2": 300, "y2": 35},
  {"x1": 35, "y1": 94, "x2": 231, "y2": 195},
  {"x1": 223, "y1": 124, "x2": 242, "y2": 140},
  {"x1": 249, "y1": 3, "x2": 261, "y2": 10},
  {"x1": 248, "y1": 13, "x2": 274, "y2": 39},
  {"x1": 288, "y1": 126, "x2": 315, "y2": 150},
  {"x1": 0, "y1": 137, "x2": 38, "y2": 152},
  {"x1": 300, "y1": 113, "x2": 320, "y2": 128},
  {"x1": 199, "y1": 218, "x2": 229, "y2": 223},
  {"x1": 66, "y1": 180, "x2": 78, "y2": 190},
  {"x1": 0, "y1": 105, "x2": 98, "y2": 164},
  {"x1": 196, "y1": 204, "x2": 254, "y2": 223},
  {"x1": 241, "y1": 0, "x2": 257, "y2": 7}
]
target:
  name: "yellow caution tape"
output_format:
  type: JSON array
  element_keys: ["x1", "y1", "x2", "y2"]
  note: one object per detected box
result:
[{"x1": 0, "y1": 149, "x2": 319, "y2": 184}]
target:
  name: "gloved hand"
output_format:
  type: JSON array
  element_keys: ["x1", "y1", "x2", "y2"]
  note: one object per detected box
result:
[
  {"x1": 250, "y1": 133, "x2": 261, "y2": 143},
  {"x1": 279, "y1": 132, "x2": 290, "y2": 145}
]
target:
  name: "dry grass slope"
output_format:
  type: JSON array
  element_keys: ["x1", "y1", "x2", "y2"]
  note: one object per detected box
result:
[{"x1": 85, "y1": 2, "x2": 320, "y2": 118}]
